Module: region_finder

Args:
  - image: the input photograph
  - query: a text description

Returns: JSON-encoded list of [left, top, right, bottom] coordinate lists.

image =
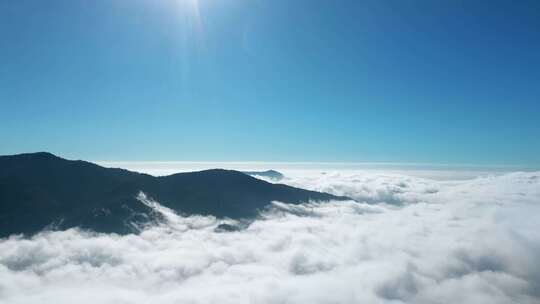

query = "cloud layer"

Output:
[[1, 171, 539, 303]]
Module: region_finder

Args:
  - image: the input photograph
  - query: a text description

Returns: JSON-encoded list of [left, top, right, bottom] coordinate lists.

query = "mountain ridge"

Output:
[[0, 152, 349, 237]]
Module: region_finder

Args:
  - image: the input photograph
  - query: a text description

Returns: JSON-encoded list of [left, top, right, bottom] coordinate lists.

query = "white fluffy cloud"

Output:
[[1, 170, 539, 304]]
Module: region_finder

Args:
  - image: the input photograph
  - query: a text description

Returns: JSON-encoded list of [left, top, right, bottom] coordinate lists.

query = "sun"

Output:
[[172, 0, 204, 38]]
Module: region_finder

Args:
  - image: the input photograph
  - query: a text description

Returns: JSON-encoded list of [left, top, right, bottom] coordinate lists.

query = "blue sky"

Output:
[[1, 0, 539, 165]]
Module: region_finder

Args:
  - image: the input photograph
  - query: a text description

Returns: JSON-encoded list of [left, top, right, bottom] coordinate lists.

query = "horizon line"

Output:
[[2, 151, 538, 170], [94, 160, 540, 170]]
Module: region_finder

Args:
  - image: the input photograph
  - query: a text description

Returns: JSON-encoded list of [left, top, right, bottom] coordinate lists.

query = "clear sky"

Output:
[[1, 0, 539, 165]]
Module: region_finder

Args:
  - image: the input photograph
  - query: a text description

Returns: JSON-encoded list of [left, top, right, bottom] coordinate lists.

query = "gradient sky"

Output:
[[1, 0, 539, 165]]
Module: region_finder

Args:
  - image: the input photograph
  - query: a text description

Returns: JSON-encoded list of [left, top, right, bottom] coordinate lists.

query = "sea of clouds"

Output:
[[1, 168, 539, 304]]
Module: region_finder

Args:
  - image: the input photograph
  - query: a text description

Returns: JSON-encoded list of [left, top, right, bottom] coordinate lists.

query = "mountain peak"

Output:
[[1, 151, 59, 160]]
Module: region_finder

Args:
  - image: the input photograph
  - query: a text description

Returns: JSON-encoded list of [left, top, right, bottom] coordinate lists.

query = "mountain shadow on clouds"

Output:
[[0, 152, 348, 237]]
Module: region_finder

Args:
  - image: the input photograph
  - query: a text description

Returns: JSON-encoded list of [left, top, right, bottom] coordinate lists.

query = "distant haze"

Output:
[[96, 161, 538, 180]]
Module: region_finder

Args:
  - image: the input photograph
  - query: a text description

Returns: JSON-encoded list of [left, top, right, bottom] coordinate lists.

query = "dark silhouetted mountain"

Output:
[[242, 170, 285, 181], [0, 152, 349, 237]]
